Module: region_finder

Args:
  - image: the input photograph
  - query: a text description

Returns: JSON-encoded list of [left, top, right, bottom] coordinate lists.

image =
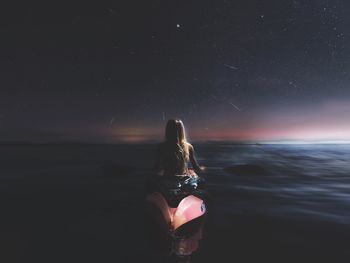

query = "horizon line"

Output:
[[1, 139, 350, 145]]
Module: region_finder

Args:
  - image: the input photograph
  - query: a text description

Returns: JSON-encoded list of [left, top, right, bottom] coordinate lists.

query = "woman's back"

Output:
[[154, 119, 203, 176], [158, 141, 189, 176]]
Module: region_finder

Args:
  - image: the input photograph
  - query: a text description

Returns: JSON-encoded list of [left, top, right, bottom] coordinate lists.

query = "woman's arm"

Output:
[[188, 144, 204, 173]]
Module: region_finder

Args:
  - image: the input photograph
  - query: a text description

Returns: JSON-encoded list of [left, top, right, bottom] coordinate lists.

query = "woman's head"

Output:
[[165, 119, 187, 144], [165, 119, 179, 143], [176, 119, 187, 144]]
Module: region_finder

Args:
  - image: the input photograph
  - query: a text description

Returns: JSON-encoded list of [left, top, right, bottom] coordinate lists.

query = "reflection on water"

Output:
[[167, 219, 205, 263]]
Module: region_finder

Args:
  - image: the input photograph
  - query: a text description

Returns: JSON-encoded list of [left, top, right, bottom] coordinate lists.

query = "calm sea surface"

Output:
[[1, 143, 350, 262]]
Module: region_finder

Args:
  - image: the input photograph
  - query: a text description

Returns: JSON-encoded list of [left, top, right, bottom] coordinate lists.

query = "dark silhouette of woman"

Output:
[[154, 119, 204, 176]]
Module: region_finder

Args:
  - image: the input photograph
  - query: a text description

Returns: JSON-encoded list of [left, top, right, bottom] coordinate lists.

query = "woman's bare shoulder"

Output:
[[185, 142, 194, 151]]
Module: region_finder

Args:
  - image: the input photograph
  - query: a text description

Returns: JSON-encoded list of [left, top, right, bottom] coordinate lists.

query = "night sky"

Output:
[[1, 0, 350, 143]]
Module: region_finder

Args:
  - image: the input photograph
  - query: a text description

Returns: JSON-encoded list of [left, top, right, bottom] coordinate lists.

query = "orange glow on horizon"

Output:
[[190, 127, 350, 141], [111, 126, 162, 143], [109, 125, 350, 142], [110, 103, 350, 143]]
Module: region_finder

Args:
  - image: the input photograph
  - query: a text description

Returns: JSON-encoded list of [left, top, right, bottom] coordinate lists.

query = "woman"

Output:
[[154, 119, 204, 177]]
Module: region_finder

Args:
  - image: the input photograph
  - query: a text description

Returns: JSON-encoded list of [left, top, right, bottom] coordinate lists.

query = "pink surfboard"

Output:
[[147, 192, 206, 230]]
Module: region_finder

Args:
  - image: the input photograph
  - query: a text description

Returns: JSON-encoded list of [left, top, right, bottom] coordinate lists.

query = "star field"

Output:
[[0, 0, 349, 142]]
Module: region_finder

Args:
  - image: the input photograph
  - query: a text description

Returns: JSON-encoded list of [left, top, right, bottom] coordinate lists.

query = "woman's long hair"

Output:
[[163, 119, 189, 174], [176, 119, 189, 161]]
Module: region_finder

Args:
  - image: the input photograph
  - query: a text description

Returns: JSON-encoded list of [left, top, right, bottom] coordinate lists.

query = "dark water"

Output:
[[1, 142, 350, 262]]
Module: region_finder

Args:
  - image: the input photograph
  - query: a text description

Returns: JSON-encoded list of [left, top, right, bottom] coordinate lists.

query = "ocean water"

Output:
[[1, 142, 350, 262], [197, 143, 350, 224]]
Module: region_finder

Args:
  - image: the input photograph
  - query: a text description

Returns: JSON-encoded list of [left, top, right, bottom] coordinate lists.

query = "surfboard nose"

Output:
[[172, 195, 206, 230], [147, 192, 206, 231]]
